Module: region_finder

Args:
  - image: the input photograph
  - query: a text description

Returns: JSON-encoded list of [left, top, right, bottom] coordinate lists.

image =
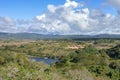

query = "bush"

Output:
[[0, 56, 5, 65]]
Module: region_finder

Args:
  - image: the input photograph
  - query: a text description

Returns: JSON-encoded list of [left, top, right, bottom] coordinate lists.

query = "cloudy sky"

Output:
[[0, 0, 120, 35]]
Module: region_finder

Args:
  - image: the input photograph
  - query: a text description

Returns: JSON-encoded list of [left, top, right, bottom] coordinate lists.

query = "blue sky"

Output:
[[0, 0, 120, 34], [0, 0, 117, 19], [0, 0, 65, 19]]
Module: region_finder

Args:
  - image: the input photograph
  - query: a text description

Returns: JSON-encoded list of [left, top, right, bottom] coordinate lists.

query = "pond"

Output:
[[31, 57, 59, 65]]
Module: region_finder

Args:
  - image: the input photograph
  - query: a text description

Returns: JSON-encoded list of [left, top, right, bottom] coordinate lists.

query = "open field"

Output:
[[0, 40, 35, 46]]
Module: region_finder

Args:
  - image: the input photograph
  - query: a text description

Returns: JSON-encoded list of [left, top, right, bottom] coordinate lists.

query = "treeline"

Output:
[[55, 45, 120, 80]]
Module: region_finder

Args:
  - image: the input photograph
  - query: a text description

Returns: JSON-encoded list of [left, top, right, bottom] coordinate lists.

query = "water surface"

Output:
[[31, 57, 59, 65]]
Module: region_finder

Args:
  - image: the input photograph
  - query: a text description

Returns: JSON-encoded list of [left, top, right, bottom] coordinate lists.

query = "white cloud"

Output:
[[30, 0, 94, 34], [48, 5, 56, 13], [64, 0, 78, 8], [35, 14, 46, 21], [107, 0, 120, 12], [0, 0, 120, 35], [0, 16, 17, 32]]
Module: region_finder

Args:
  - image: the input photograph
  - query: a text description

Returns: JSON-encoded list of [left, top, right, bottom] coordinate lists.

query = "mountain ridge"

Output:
[[0, 32, 120, 40]]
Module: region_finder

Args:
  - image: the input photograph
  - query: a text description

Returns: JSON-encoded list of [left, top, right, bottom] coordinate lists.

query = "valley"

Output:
[[0, 39, 119, 80]]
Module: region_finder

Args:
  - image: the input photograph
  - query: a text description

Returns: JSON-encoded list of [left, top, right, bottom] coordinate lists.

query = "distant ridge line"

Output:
[[0, 33, 120, 40]]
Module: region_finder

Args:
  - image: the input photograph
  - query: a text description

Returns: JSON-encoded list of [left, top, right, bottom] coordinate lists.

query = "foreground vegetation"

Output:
[[0, 39, 120, 80]]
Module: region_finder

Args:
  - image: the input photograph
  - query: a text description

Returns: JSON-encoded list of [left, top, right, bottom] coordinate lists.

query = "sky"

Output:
[[0, 0, 120, 35]]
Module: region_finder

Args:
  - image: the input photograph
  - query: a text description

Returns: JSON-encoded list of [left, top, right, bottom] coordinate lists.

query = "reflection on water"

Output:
[[31, 58, 59, 65]]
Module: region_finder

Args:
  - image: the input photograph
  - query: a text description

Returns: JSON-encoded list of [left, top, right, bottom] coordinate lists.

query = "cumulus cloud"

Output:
[[28, 0, 94, 34], [48, 5, 56, 13], [28, 0, 117, 34], [64, 0, 79, 8], [107, 0, 120, 12], [35, 14, 46, 21], [0, 0, 120, 34], [0, 16, 17, 32]]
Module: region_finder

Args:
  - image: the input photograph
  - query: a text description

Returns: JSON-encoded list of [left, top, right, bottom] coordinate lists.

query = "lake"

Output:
[[31, 57, 59, 65]]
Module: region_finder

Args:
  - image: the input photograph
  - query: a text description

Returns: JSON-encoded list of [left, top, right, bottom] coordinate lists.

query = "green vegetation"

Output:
[[0, 39, 120, 80]]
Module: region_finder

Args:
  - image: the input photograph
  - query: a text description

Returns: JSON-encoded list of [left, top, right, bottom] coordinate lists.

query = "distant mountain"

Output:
[[0, 32, 120, 40]]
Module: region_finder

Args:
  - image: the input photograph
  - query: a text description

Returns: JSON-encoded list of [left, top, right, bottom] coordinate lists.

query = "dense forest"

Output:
[[0, 39, 119, 80]]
